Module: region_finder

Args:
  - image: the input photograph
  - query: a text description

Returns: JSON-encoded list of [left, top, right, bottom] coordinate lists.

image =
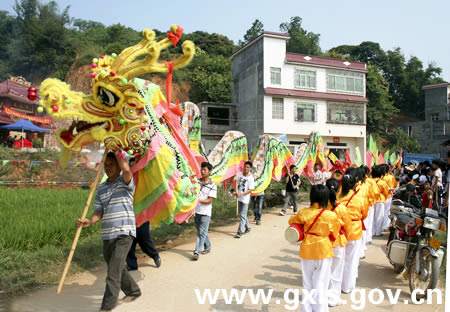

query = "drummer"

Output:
[[288, 185, 339, 311]]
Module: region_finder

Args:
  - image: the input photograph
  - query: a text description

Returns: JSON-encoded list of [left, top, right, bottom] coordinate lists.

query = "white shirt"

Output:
[[313, 170, 324, 185], [237, 173, 255, 204], [195, 180, 217, 216], [433, 168, 443, 188]]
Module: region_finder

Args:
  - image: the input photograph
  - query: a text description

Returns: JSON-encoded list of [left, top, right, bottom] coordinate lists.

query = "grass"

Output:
[[0, 185, 239, 296], [0, 188, 100, 251], [0, 188, 103, 295]]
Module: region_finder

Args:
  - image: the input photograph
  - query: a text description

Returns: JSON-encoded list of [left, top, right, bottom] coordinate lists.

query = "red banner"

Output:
[[3, 106, 53, 124]]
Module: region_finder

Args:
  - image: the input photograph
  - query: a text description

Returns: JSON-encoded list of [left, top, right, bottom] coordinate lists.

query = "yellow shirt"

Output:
[[375, 178, 389, 203], [289, 203, 339, 260], [356, 181, 371, 213], [327, 202, 352, 248], [337, 189, 366, 241], [386, 174, 398, 195], [365, 177, 379, 206]]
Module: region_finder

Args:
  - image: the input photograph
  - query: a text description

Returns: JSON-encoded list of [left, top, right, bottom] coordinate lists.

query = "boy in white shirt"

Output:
[[193, 162, 217, 260], [234, 161, 255, 238]]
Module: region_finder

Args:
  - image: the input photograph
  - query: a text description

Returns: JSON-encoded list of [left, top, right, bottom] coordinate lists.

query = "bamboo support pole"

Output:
[[56, 151, 108, 294]]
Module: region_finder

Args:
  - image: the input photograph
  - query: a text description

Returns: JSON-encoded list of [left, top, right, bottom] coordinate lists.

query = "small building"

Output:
[[197, 102, 238, 153], [397, 82, 450, 157], [231, 32, 368, 161], [0, 76, 52, 145]]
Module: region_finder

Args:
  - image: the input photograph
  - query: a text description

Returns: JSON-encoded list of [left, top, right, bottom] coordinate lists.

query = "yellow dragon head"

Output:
[[39, 25, 194, 153]]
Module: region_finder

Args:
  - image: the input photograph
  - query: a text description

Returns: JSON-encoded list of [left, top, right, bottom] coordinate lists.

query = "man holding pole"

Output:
[[280, 165, 301, 216], [77, 150, 141, 312]]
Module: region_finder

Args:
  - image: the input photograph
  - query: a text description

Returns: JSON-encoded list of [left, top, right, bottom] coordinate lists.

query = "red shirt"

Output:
[[422, 190, 433, 208]]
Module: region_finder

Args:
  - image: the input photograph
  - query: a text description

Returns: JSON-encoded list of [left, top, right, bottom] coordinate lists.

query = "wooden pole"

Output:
[[57, 150, 108, 294], [236, 197, 239, 216]]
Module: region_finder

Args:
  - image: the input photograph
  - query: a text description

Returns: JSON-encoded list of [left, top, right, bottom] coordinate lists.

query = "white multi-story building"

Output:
[[231, 31, 367, 161]]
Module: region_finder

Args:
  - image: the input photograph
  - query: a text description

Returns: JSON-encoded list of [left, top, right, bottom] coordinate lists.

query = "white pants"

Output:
[[329, 246, 345, 304], [373, 202, 385, 236], [383, 197, 392, 229], [365, 205, 374, 243], [301, 257, 332, 312], [342, 239, 363, 293]]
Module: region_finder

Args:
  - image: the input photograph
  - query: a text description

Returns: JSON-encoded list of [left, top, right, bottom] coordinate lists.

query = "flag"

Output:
[[389, 152, 396, 166], [328, 152, 338, 164], [369, 135, 378, 163], [366, 151, 373, 169], [344, 150, 351, 163], [378, 153, 386, 164], [384, 150, 390, 163], [355, 147, 362, 166]]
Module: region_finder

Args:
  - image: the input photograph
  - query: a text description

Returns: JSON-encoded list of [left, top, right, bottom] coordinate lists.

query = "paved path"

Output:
[[11, 205, 446, 312]]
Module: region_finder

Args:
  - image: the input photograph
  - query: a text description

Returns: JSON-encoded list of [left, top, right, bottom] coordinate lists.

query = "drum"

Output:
[[285, 223, 304, 243]]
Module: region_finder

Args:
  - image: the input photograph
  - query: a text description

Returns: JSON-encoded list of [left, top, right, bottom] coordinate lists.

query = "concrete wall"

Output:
[[424, 87, 448, 121], [232, 39, 265, 152]]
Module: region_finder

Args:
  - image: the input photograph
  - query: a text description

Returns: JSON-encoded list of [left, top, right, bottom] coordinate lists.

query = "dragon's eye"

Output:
[[97, 87, 119, 107]]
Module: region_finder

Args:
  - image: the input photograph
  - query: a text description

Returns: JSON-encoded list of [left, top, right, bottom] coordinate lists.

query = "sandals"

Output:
[[201, 248, 211, 255]]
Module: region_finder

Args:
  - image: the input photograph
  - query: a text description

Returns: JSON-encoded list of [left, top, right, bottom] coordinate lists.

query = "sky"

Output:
[[1, 0, 449, 82]]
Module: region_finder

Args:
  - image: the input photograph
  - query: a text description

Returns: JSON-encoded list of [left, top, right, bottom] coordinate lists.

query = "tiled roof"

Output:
[[265, 87, 368, 103], [0, 79, 37, 104], [262, 31, 290, 38], [286, 52, 367, 72], [422, 82, 449, 90]]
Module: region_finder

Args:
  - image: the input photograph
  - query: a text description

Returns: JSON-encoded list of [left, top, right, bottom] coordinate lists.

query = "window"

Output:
[[270, 67, 281, 85], [327, 103, 365, 124], [272, 98, 284, 119], [207, 107, 229, 125], [407, 126, 412, 137], [431, 113, 439, 121], [327, 70, 364, 94], [295, 103, 316, 122], [294, 69, 316, 89]]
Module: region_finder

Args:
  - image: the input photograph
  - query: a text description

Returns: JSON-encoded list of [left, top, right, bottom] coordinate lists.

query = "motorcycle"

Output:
[[386, 199, 447, 298]]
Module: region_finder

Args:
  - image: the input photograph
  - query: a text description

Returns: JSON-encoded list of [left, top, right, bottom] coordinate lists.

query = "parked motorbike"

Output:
[[386, 199, 446, 298]]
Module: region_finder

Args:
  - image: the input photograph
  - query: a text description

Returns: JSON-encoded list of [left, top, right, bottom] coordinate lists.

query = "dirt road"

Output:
[[11, 205, 446, 312]]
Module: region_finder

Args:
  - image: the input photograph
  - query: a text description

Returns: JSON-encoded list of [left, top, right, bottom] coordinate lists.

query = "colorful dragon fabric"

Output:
[[294, 132, 325, 178], [251, 135, 295, 194], [207, 131, 249, 185]]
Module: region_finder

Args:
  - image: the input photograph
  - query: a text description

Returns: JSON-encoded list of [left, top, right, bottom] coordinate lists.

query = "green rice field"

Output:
[[0, 188, 100, 251]]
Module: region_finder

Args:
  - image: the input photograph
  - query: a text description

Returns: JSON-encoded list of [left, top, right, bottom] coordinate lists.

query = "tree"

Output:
[[174, 48, 231, 103], [240, 19, 264, 46], [279, 16, 321, 55], [386, 128, 421, 153], [181, 31, 235, 57], [328, 41, 386, 68], [366, 65, 398, 136], [9, 0, 75, 81]]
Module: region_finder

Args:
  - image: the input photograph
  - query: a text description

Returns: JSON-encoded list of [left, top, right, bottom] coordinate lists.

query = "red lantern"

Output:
[[28, 92, 37, 101], [28, 87, 38, 101]]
